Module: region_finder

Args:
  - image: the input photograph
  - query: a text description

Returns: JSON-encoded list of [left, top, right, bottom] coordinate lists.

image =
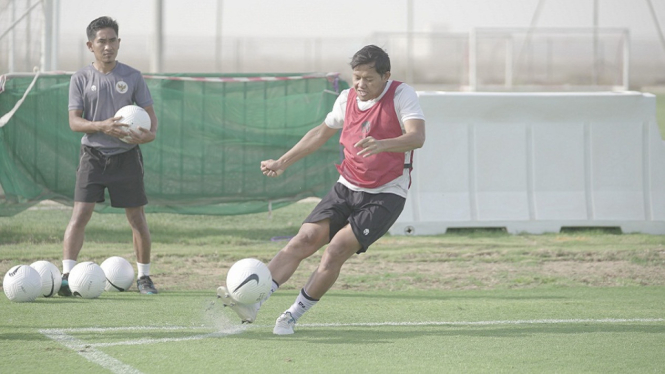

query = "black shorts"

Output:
[[74, 145, 148, 208], [304, 182, 406, 253]]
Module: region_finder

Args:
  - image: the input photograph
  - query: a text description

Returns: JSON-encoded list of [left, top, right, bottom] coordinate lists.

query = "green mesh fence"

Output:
[[0, 72, 348, 216]]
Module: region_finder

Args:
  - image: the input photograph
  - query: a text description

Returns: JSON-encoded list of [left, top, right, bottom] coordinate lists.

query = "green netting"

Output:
[[0, 72, 348, 216]]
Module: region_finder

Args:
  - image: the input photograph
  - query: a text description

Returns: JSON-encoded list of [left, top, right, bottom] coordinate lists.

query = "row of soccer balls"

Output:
[[4, 256, 274, 305], [3, 256, 135, 302]]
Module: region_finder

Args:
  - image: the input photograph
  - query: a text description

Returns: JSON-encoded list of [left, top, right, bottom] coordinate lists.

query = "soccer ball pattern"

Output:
[[226, 258, 272, 305], [3, 265, 42, 302], [101, 256, 135, 292], [69, 261, 106, 299], [114, 105, 150, 143], [30, 260, 62, 297]]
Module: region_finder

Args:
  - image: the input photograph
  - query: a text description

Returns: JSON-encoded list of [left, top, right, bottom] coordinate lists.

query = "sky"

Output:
[[58, 0, 665, 40]]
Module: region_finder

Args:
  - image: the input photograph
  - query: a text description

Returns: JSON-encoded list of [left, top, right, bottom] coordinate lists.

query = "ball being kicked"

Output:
[[226, 258, 272, 305]]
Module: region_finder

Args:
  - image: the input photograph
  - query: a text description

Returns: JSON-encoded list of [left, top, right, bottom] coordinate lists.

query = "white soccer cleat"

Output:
[[273, 311, 296, 335], [217, 286, 259, 323]]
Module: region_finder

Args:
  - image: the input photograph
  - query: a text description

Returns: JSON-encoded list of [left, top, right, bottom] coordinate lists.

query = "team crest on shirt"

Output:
[[90, 85, 97, 92], [115, 81, 128, 94]]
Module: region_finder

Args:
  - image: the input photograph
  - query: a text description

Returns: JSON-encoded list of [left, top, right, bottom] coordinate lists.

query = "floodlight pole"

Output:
[[150, 0, 164, 73], [622, 29, 630, 90], [215, 0, 223, 72], [469, 28, 477, 91], [9, 0, 15, 72], [41, 0, 53, 71], [505, 37, 514, 89], [26, 0, 32, 68], [406, 0, 414, 83], [39, 0, 60, 71], [52, 0, 59, 71], [592, 0, 599, 86]]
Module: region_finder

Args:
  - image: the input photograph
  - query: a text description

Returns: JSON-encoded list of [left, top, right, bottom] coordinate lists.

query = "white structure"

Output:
[[390, 91, 665, 235]]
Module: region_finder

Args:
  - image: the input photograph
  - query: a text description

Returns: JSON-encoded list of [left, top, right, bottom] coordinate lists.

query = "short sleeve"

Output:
[[324, 89, 350, 129], [132, 73, 153, 108], [394, 84, 425, 123], [68, 73, 85, 111]]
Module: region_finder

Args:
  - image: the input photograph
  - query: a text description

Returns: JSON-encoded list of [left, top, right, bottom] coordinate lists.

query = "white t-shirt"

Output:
[[324, 80, 425, 198]]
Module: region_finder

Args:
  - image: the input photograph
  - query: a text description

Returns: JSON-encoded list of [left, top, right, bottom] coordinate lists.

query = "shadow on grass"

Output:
[[442, 227, 624, 237], [443, 227, 509, 236], [322, 291, 567, 301], [260, 323, 665, 343], [560, 227, 623, 235], [0, 226, 300, 245], [0, 332, 51, 342], [93, 226, 299, 244]]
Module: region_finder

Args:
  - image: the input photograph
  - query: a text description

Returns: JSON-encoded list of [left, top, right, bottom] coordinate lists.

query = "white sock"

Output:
[[62, 260, 77, 274], [137, 262, 150, 278], [259, 279, 280, 307], [286, 288, 319, 321], [270, 279, 279, 294]]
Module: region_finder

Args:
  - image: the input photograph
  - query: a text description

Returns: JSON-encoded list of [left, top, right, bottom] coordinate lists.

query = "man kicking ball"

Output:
[[218, 45, 426, 334]]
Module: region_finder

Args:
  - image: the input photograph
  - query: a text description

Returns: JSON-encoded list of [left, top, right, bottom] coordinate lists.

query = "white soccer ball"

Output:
[[114, 104, 150, 143], [68, 261, 106, 299], [226, 258, 272, 305], [30, 260, 62, 297], [100, 256, 135, 292], [3, 265, 42, 302]]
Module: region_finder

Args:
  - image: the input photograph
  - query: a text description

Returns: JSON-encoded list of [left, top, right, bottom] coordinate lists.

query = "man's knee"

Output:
[[300, 222, 331, 245], [321, 227, 361, 266], [69, 203, 95, 228], [282, 224, 328, 259], [125, 207, 148, 229], [322, 243, 357, 267]]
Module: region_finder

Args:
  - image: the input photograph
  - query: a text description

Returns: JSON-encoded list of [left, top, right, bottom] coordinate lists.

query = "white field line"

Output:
[[292, 317, 665, 328], [39, 325, 246, 348], [88, 331, 239, 348], [86, 333, 214, 348], [40, 329, 143, 374], [38, 318, 664, 374], [41, 326, 191, 333]]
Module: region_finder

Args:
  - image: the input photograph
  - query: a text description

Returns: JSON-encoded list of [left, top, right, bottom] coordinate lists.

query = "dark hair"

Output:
[[86, 16, 119, 41], [350, 45, 391, 75]]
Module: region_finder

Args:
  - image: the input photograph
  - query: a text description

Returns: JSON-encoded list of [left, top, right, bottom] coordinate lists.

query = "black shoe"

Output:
[[137, 275, 158, 295], [58, 273, 72, 296]]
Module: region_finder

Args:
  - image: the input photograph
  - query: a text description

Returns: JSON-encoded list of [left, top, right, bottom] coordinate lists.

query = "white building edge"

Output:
[[390, 91, 665, 235]]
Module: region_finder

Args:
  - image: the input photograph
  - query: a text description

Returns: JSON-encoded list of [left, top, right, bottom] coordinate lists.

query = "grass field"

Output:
[[1, 201, 664, 373], [2, 92, 665, 372], [2, 288, 664, 374]]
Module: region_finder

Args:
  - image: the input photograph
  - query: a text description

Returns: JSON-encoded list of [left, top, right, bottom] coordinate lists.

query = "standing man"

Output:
[[218, 45, 425, 334], [60, 16, 159, 295]]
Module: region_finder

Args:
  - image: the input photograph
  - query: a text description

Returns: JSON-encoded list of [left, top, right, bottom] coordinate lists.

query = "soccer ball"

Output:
[[114, 105, 150, 143], [68, 261, 106, 299], [30, 260, 62, 297], [100, 256, 135, 292], [226, 258, 272, 304], [3, 265, 42, 302]]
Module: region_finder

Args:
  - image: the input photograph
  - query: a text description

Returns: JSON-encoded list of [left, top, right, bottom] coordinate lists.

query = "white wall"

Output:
[[390, 91, 665, 235]]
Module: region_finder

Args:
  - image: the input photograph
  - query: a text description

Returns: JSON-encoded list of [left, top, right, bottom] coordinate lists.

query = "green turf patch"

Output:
[[1, 288, 664, 373], [2, 203, 665, 372]]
